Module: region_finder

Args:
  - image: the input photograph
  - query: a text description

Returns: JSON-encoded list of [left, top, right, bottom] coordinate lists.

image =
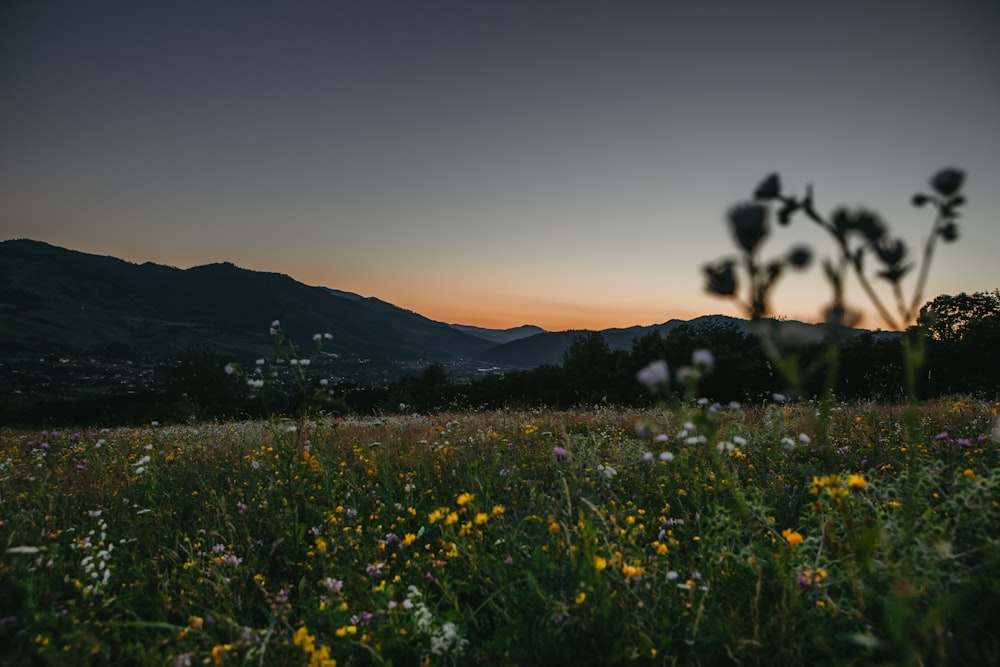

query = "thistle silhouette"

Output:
[[705, 168, 967, 332]]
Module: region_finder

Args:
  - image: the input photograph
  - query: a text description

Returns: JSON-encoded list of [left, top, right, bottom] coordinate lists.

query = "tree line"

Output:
[[5, 291, 997, 427]]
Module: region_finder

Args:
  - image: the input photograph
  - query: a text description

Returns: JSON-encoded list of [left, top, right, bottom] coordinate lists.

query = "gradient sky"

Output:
[[2, 1, 998, 331]]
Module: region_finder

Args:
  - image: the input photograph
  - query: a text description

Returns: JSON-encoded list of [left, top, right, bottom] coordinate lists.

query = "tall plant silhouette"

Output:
[[703, 168, 967, 420]]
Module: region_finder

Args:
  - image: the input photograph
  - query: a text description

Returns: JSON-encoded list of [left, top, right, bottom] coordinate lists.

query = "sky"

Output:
[[2, 1, 998, 332]]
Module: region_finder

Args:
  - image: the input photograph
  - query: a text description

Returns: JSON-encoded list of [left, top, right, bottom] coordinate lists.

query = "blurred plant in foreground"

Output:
[[704, 167, 966, 332], [703, 168, 967, 412]]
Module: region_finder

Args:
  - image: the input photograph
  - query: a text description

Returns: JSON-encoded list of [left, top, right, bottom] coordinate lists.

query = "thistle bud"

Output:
[[753, 173, 781, 200], [704, 261, 737, 296], [875, 237, 906, 266], [787, 246, 812, 269], [940, 221, 959, 242], [930, 168, 964, 198], [728, 203, 769, 254]]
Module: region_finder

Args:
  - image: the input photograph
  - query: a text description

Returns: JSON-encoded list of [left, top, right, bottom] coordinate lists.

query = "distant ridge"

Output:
[[0, 239, 492, 361], [0, 239, 892, 369], [450, 323, 546, 344]]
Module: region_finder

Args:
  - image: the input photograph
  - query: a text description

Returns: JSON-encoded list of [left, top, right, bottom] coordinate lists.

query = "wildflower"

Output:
[[691, 348, 714, 370], [474, 512, 488, 526], [963, 468, 976, 478], [456, 492, 474, 506], [575, 592, 586, 604], [642, 451, 654, 463], [798, 433, 811, 444], [210, 644, 231, 664], [224, 363, 235, 375], [552, 446, 567, 460], [6, 546, 41, 555], [637, 360, 670, 390], [430, 621, 468, 657], [782, 528, 804, 547], [596, 464, 617, 479], [659, 451, 674, 462], [847, 474, 867, 489], [594, 555, 608, 571]]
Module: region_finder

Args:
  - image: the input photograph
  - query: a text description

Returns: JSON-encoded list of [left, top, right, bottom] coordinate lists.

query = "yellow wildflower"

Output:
[[847, 474, 867, 489], [782, 528, 804, 547], [210, 644, 231, 664]]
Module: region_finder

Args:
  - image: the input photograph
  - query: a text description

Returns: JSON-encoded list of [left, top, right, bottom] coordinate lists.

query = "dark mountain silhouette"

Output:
[[0, 239, 493, 361], [0, 239, 892, 370], [449, 323, 546, 344]]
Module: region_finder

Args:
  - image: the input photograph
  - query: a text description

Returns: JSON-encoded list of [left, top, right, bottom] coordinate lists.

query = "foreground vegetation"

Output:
[[2, 397, 998, 665]]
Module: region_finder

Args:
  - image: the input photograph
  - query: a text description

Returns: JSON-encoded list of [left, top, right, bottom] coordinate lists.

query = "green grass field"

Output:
[[2, 398, 999, 665]]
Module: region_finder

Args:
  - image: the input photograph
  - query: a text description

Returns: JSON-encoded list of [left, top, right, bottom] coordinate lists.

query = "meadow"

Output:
[[2, 395, 998, 666]]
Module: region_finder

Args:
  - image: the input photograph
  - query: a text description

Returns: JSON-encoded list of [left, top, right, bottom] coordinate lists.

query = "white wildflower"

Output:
[[637, 360, 670, 390], [691, 348, 714, 369]]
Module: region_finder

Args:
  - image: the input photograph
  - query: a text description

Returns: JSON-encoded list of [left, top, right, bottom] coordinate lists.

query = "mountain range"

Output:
[[0, 239, 877, 371]]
